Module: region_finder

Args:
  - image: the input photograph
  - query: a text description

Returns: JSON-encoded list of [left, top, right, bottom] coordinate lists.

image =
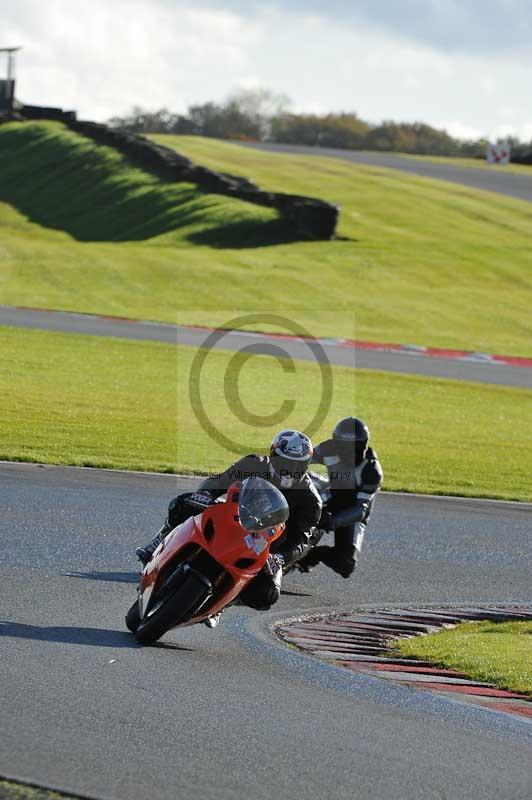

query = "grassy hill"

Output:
[[1, 123, 531, 495], [0, 121, 279, 243], [0, 121, 531, 356], [2, 325, 531, 500]]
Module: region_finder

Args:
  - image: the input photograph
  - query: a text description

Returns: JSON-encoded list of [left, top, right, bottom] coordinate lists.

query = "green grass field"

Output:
[[0, 121, 532, 356], [0, 121, 277, 243], [1, 326, 531, 500], [0, 779, 74, 800], [394, 620, 532, 696]]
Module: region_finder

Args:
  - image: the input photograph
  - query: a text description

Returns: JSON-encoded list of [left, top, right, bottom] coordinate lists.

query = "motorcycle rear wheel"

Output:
[[134, 571, 212, 645]]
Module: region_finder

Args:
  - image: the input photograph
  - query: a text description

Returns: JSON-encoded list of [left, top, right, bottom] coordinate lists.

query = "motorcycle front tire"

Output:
[[125, 599, 141, 632], [134, 571, 212, 646]]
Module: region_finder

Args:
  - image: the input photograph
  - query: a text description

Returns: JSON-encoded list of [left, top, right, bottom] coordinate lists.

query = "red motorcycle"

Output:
[[125, 477, 289, 645]]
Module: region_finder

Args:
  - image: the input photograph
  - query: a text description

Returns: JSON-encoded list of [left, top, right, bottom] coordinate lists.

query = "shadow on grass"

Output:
[[0, 177, 297, 247], [0, 124, 302, 247], [186, 218, 301, 248]]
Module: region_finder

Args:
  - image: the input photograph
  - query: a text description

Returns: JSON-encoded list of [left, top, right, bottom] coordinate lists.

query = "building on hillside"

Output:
[[0, 47, 20, 111]]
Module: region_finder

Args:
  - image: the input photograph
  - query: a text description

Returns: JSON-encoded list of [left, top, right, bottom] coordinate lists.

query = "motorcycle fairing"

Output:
[[138, 481, 285, 625]]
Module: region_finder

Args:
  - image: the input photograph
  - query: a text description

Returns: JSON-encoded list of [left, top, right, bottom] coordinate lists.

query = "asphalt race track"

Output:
[[1, 306, 531, 389], [1, 146, 531, 799], [244, 141, 532, 204], [1, 462, 531, 800]]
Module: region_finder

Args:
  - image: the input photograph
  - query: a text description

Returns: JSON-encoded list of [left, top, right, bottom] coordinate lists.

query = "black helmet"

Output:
[[270, 429, 313, 488], [332, 417, 370, 464]]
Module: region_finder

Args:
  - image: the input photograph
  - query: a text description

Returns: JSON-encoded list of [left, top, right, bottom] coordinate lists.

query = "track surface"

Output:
[[1, 306, 531, 389], [244, 141, 532, 204], [2, 143, 532, 798], [1, 463, 531, 800]]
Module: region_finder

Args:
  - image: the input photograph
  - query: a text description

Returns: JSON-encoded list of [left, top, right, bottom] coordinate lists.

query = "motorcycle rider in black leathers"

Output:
[[135, 430, 322, 622], [300, 417, 383, 578]]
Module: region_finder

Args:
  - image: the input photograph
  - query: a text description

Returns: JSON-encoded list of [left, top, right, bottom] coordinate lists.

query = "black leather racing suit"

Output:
[[306, 443, 383, 578], [168, 454, 322, 610]]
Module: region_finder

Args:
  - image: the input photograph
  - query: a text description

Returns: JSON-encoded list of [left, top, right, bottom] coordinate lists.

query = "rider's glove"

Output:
[[264, 554, 284, 589], [264, 553, 284, 574]]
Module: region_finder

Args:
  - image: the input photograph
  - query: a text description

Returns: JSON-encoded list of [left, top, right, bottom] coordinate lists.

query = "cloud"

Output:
[[3, 0, 260, 119], [437, 121, 485, 141], [492, 122, 532, 141], [1, 0, 530, 140], [216, 0, 532, 54]]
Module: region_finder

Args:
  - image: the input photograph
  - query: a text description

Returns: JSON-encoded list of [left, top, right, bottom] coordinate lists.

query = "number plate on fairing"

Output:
[[244, 533, 268, 555]]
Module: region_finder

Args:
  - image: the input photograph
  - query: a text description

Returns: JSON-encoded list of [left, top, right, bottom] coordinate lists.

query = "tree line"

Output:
[[108, 89, 532, 162]]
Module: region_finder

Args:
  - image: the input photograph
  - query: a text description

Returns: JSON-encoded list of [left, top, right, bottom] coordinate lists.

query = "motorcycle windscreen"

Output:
[[238, 477, 289, 532]]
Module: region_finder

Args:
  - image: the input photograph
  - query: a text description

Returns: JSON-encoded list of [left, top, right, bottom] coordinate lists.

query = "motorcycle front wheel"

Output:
[[125, 599, 141, 632], [134, 570, 212, 645]]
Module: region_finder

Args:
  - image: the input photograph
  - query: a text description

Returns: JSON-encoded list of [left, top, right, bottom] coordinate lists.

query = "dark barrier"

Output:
[[7, 107, 339, 240], [0, 110, 23, 122], [67, 120, 339, 239], [511, 152, 532, 165], [21, 104, 77, 123]]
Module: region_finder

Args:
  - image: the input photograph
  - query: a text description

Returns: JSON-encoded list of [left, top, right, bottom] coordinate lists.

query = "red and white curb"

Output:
[[4, 306, 532, 369], [186, 325, 532, 369], [336, 339, 532, 369], [276, 606, 532, 721]]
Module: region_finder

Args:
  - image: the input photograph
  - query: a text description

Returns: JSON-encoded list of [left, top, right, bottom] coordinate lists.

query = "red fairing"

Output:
[[138, 482, 285, 625]]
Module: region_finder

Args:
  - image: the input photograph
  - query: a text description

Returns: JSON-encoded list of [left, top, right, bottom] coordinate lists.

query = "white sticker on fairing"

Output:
[[244, 533, 268, 555], [254, 536, 268, 554]]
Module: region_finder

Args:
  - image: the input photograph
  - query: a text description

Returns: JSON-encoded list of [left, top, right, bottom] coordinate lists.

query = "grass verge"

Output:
[[0, 122, 531, 355], [1, 326, 531, 500], [393, 620, 532, 696], [0, 778, 82, 800]]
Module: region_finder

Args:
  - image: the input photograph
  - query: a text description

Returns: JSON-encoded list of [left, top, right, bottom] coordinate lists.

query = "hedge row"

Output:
[[17, 104, 339, 240]]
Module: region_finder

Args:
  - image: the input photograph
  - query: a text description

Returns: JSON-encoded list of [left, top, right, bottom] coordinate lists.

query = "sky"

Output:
[[2, 0, 531, 141]]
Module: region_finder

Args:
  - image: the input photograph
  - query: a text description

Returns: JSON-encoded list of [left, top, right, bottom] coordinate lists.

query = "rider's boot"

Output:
[[204, 593, 247, 629], [135, 520, 172, 565], [204, 610, 223, 629], [296, 547, 322, 572]]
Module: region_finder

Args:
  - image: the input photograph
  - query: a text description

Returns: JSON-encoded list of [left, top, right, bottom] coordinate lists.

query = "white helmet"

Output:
[[269, 430, 313, 488]]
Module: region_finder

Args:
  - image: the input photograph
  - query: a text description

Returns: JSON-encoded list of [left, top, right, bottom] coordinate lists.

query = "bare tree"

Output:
[[226, 88, 291, 139]]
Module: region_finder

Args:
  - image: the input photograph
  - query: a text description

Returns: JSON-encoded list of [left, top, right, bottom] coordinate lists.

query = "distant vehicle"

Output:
[[126, 477, 289, 645]]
